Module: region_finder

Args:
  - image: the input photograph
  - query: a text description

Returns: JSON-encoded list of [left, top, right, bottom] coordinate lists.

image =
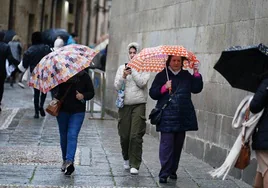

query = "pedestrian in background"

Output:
[[67, 33, 78, 45], [22, 31, 51, 118], [245, 71, 268, 188], [55, 70, 94, 176], [149, 55, 203, 183], [0, 31, 19, 111], [8, 35, 23, 87], [114, 42, 150, 175], [50, 37, 65, 99], [99, 44, 108, 71]]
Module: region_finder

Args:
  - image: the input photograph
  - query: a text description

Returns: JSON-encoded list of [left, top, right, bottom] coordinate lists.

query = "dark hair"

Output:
[[31, 31, 43, 45], [166, 55, 187, 67], [129, 46, 137, 51], [71, 33, 78, 38], [0, 32, 5, 42]]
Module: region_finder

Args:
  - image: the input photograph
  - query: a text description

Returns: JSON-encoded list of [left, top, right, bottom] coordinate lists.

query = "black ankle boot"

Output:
[[159, 177, 167, 183], [39, 108, 46, 117], [34, 114, 39, 119], [65, 161, 75, 176], [170, 173, 177, 179]]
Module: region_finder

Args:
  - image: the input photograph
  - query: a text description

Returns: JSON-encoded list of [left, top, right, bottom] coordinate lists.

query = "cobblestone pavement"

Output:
[[0, 84, 251, 187]]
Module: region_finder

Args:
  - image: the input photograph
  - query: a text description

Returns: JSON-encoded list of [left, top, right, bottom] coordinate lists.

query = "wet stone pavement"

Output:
[[0, 84, 251, 187]]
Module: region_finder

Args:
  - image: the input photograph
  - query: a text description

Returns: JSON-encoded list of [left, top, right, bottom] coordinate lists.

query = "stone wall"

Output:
[[106, 0, 268, 184], [0, 0, 94, 48]]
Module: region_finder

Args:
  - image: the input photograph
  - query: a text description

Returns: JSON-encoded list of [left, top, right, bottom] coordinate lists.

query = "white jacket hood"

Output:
[[127, 42, 139, 60]]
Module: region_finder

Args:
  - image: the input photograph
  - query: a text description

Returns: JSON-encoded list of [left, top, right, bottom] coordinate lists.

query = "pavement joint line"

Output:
[[89, 148, 93, 166], [183, 167, 201, 187], [141, 158, 160, 187], [95, 124, 116, 186], [29, 166, 37, 184]]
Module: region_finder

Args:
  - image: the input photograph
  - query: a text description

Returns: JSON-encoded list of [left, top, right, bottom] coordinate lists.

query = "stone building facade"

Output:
[[0, 0, 111, 49], [105, 0, 268, 185]]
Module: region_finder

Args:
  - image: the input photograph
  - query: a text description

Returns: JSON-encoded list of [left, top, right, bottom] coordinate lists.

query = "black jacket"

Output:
[[0, 42, 19, 78], [22, 44, 51, 73], [250, 78, 268, 150], [55, 72, 95, 113], [149, 69, 203, 132]]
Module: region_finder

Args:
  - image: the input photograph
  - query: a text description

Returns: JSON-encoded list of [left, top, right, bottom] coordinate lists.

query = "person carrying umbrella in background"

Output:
[[127, 45, 203, 183], [20, 31, 52, 118], [212, 44, 268, 187], [114, 42, 150, 175], [243, 71, 268, 188], [29, 44, 98, 176], [50, 37, 65, 99], [0, 31, 19, 111]]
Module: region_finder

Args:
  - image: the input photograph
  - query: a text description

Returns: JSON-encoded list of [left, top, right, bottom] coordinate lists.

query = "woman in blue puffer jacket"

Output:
[[149, 55, 203, 184]]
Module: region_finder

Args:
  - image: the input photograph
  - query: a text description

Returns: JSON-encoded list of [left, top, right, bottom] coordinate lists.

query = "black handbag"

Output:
[[149, 98, 171, 125], [149, 86, 180, 125]]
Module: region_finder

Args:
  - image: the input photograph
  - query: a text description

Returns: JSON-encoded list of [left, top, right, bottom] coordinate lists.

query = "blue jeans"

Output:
[[57, 112, 85, 162]]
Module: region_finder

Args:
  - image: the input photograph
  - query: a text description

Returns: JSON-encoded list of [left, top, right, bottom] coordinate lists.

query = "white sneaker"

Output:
[[124, 160, 130, 170], [130, 168, 139, 175]]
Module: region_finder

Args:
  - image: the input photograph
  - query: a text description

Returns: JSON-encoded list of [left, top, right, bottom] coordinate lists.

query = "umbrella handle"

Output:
[[165, 66, 169, 81]]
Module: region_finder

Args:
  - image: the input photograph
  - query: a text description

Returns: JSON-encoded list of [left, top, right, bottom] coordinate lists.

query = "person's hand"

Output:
[[76, 91, 84, 100], [193, 63, 200, 73], [122, 67, 132, 79], [244, 107, 250, 121], [165, 80, 172, 90]]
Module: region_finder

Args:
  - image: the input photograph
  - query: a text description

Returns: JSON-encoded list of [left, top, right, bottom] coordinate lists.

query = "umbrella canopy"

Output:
[[214, 43, 268, 93], [3, 30, 16, 43], [42, 29, 70, 47], [29, 44, 99, 93], [127, 45, 199, 72]]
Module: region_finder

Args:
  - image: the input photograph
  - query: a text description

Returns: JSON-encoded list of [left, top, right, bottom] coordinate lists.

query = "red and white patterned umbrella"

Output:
[[127, 45, 199, 72]]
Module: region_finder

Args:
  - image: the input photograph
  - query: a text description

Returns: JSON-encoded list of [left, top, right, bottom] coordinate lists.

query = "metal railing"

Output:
[[86, 69, 106, 119]]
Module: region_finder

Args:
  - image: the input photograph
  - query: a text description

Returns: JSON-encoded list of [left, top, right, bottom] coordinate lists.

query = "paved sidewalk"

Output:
[[0, 84, 251, 187], [0, 111, 251, 187]]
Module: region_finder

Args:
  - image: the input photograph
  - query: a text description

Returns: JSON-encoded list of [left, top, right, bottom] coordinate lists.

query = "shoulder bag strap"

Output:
[[121, 81, 125, 91], [60, 84, 73, 102], [161, 81, 181, 110]]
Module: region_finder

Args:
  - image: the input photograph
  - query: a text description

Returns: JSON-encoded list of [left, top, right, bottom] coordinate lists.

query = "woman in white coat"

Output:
[[114, 42, 150, 175]]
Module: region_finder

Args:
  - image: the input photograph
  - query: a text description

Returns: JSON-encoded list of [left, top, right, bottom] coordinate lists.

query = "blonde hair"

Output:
[[12, 35, 21, 42]]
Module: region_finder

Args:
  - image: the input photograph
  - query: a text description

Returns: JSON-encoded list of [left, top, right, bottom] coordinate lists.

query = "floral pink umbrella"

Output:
[[29, 44, 99, 93]]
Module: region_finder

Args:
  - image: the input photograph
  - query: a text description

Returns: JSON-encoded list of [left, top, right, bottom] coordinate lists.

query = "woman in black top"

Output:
[[55, 70, 94, 175]]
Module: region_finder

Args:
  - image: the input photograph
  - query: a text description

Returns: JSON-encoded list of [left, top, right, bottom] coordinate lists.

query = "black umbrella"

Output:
[[3, 30, 16, 43], [214, 43, 268, 93], [42, 28, 70, 47]]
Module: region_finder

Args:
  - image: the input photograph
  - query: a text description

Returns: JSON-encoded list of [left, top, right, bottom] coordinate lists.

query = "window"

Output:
[[69, 3, 74, 14]]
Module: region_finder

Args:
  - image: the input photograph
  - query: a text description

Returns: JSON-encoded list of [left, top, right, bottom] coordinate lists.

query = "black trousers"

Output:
[[159, 132, 186, 178], [34, 88, 47, 114], [0, 75, 6, 104]]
